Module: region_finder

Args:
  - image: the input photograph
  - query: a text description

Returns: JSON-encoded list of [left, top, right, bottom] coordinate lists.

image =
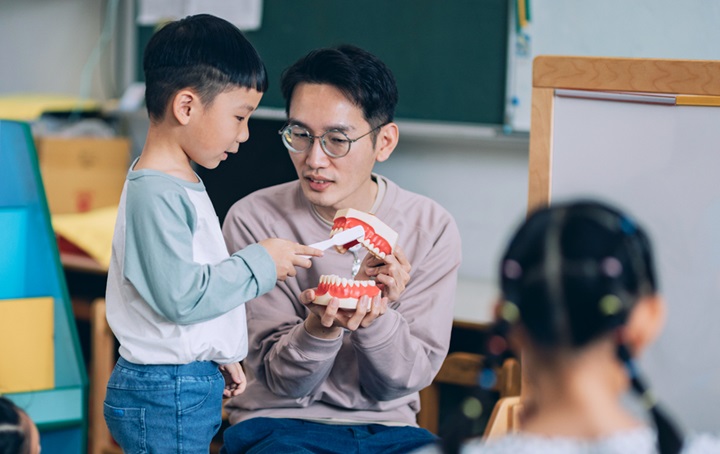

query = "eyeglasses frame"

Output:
[[278, 122, 388, 158]]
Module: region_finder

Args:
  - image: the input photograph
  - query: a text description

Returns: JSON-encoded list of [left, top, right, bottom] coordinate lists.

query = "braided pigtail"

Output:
[[614, 216, 684, 454], [616, 343, 683, 454]]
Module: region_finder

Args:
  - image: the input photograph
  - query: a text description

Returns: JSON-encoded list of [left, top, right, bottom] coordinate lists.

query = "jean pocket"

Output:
[[104, 402, 146, 454], [179, 373, 224, 416]]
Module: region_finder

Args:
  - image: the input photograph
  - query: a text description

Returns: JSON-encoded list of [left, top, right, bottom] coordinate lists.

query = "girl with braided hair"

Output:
[[424, 200, 720, 454]]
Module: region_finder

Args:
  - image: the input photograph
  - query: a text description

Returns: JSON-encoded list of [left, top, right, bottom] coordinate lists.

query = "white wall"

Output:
[[376, 133, 530, 284], [376, 131, 530, 324], [0, 0, 133, 100]]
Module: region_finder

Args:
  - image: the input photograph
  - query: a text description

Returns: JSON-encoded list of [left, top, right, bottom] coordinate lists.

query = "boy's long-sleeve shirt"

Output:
[[222, 175, 462, 426], [106, 166, 276, 365]]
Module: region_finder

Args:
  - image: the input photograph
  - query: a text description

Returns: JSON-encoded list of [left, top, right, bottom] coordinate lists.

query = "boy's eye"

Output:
[[235, 116, 246, 122]]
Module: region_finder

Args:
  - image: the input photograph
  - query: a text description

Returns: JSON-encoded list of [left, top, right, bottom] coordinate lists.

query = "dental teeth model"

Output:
[[313, 209, 398, 309], [313, 274, 380, 309], [329, 208, 398, 259]]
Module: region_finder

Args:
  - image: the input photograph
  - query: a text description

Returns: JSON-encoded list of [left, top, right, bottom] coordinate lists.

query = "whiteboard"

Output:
[[551, 94, 720, 433], [506, 0, 720, 132]]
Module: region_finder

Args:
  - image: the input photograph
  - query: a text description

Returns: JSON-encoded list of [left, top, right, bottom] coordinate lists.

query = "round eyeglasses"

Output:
[[278, 123, 386, 158]]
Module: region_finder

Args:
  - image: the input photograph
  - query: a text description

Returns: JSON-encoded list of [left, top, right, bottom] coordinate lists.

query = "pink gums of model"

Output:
[[313, 274, 381, 309], [312, 209, 399, 309], [330, 208, 398, 259]]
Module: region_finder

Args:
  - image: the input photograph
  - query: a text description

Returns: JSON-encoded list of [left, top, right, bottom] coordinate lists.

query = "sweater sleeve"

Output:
[[223, 201, 343, 397], [123, 177, 276, 325]]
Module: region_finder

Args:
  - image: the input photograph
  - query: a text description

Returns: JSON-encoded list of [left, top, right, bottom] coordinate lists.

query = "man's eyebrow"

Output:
[[286, 118, 309, 129], [286, 119, 354, 133]]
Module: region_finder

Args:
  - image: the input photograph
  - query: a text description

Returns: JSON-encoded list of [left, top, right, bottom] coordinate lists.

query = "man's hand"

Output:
[[219, 362, 246, 397], [300, 288, 388, 338], [356, 245, 411, 302]]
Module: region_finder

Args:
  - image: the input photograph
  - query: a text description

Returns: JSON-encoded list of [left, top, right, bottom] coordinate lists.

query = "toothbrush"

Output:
[[303, 225, 365, 257]]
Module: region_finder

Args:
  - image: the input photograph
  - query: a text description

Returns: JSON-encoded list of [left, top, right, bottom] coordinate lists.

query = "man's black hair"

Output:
[[281, 45, 398, 131]]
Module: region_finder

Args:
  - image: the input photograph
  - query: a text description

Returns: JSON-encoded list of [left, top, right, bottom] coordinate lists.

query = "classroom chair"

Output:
[[88, 298, 122, 454], [417, 353, 521, 434], [483, 395, 523, 438]]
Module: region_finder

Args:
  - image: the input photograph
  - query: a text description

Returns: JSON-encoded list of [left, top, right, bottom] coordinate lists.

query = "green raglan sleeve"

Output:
[[123, 176, 276, 325]]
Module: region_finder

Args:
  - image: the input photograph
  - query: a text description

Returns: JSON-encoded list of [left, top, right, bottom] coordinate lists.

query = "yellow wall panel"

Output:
[[0, 297, 54, 393]]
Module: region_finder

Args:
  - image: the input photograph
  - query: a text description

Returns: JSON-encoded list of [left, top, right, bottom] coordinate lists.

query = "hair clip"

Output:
[[640, 389, 658, 411], [503, 259, 522, 279], [0, 423, 22, 434], [601, 257, 623, 277], [500, 301, 520, 324], [599, 294, 623, 316], [620, 216, 636, 235]]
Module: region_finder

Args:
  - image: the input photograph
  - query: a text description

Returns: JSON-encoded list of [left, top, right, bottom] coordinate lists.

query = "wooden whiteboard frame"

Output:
[[527, 55, 720, 212]]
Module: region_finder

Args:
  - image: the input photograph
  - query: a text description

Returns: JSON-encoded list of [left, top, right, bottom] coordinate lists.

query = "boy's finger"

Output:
[[293, 257, 314, 269], [297, 245, 324, 257]]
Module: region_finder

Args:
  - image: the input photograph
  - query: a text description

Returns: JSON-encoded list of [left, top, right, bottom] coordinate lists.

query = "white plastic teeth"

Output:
[[360, 237, 385, 259], [330, 226, 386, 259], [320, 275, 376, 287]]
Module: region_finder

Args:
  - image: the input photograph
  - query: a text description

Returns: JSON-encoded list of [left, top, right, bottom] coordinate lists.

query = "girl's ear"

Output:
[[625, 294, 666, 355], [374, 122, 399, 163], [172, 89, 199, 125]]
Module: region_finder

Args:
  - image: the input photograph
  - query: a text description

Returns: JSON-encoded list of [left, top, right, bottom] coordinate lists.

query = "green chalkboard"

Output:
[[138, 0, 509, 125]]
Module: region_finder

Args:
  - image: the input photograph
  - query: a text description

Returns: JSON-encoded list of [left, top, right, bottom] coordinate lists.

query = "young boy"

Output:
[[103, 14, 321, 452]]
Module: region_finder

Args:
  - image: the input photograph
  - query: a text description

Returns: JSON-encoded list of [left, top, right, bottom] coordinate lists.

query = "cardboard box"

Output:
[[36, 137, 130, 214], [0, 297, 54, 393]]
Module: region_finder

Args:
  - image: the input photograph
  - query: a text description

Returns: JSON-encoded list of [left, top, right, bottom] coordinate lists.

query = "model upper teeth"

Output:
[[330, 227, 386, 259]]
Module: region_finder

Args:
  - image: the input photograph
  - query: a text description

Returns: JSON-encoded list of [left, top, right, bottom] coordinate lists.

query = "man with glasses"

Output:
[[221, 45, 462, 453]]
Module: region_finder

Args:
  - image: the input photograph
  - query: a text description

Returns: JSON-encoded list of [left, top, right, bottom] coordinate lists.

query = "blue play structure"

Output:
[[0, 119, 87, 452]]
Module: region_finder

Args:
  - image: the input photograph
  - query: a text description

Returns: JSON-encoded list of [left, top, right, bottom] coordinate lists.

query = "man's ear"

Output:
[[625, 294, 666, 355], [172, 89, 199, 126], [375, 122, 399, 163]]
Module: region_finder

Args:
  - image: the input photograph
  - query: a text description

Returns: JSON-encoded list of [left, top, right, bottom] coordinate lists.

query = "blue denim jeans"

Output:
[[104, 357, 224, 453], [220, 417, 438, 454]]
